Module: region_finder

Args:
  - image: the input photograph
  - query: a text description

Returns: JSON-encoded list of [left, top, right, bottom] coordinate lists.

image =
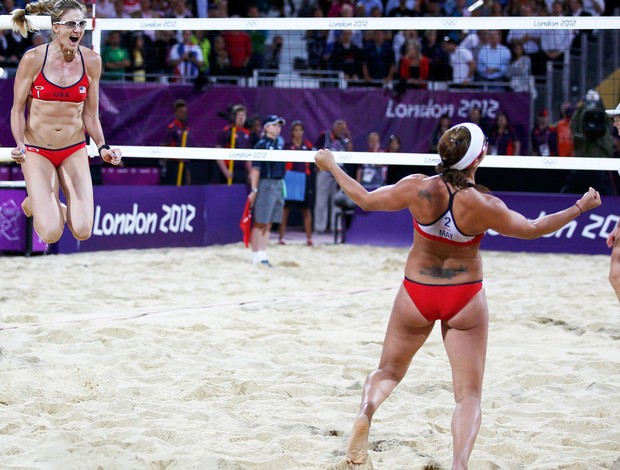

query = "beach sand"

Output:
[[0, 239, 619, 469]]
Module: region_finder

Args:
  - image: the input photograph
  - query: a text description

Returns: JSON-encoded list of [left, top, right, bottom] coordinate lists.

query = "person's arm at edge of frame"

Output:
[[479, 186, 601, 240], [9, 48, 36, 163], [81, 48, 121, 166], [606, 219, 620, 249]]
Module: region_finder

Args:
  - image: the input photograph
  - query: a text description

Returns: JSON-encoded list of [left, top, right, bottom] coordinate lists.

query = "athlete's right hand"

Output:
[[314, 148, 335, 171], [576, 187, 602, 213], [11, 146, 26, 164]]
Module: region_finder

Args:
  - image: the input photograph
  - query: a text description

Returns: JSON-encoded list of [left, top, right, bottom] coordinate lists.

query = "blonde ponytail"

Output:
[[11, 0, 85, 38]]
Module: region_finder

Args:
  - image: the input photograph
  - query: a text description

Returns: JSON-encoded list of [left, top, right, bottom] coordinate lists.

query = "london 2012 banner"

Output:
[[0, 80, 530, 155]]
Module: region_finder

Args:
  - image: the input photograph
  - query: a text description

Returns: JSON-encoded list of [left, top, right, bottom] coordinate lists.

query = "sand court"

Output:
[[0, 243, 619, 469]]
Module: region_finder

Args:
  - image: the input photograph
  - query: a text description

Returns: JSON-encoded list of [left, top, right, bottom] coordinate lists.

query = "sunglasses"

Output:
[[54, 20, 88, 29]]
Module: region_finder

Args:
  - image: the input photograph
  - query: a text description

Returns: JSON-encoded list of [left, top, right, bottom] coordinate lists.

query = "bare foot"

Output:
[[21, 197, 32, 217], [346, 414, 370, 465]]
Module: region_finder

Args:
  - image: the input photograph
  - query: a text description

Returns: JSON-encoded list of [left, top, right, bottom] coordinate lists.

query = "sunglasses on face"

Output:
[[54, 20, 88, 29]]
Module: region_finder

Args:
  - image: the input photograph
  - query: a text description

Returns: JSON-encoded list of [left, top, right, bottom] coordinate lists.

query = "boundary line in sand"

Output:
[[0, 286, 396, 331]]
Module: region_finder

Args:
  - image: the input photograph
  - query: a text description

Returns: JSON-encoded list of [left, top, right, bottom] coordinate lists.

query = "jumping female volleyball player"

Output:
[[10, 0, 121, 243], [315, 123, 601, 469]]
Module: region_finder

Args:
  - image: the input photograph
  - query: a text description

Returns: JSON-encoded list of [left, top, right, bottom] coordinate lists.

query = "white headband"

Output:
[[447, 123, 486, 171]]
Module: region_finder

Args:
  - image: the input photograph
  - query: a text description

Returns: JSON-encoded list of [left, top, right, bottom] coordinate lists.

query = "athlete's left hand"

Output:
[[101, 147, 122, 166]]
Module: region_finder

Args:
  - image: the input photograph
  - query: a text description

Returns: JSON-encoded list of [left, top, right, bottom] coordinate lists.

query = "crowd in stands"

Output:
[[0, 0, 615, 89]]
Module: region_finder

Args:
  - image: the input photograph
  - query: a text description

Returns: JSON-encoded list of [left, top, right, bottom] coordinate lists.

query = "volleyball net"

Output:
[[0, 14, 619, 173]]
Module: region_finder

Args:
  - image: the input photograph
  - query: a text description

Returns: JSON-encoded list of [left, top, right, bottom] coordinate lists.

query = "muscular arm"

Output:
[[315, 148, 416, 212], [480, 188, 600, 239], [81, 49, 106, 148], [82, 49, 120, 164], [10, 50, 38, 149]]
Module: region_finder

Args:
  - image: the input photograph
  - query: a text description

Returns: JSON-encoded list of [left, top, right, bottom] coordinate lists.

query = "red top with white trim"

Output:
[[30, 44, 90, 103]]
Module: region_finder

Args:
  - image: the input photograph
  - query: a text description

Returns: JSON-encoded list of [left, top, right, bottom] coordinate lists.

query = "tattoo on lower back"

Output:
[[418, 189, 431, 201], [420, 265, 468, 279]]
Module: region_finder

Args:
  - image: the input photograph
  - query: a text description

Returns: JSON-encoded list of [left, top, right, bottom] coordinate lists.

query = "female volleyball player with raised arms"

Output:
[[10, 0, 121, 243], [314, 123, 601, 469]]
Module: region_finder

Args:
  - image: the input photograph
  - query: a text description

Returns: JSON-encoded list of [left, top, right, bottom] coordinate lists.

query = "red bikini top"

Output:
[[30, 44, 90, 103]]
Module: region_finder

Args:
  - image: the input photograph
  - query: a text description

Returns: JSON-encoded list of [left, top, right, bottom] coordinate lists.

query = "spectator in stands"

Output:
[[582, 0, 605, 16], [129, 33, 147, 82], [396, 39, 429, 93], [306, 7, 329, 70], [247, 4, 267, 73], [476, 30, 511, 88], [0, 31, 11, 68], [3, 23, 31, 65], [264, 34, 283, 71], [506, 3, 543, 76], [568, 0, 593, 55], [168, 30, 204, 84], [27, 31, 48, 51], [279, 120, 316, 247], [445, 0, 471, 44], [356, 132, 387, 190], [111, 0, 131, 18], [222, 30, 252, 76], [324, 3, 364, 61], [215, 104, 252, 184], [424, 0, 446, 16], [387, 0, 416, 17], [430, 114, 451, 153], [162, 99, 192, 185], [555, 102, 575, 157], [531, 109, 558, 156], [442, 35, 475, 88], [460, 29, 486, 62], [468, 106, 489, 135], [153, 30, 176, 81], [392, 29, 419, 66], [362, 30, 396, 88], [540, 1, 573, 72], [167, 0, 193, 18], [102, 30, 131, 80], [422, 30, 452, 84], [123, 0, 140, 15], [357, 0, 384, 16], [329, 29, 362, 82], [210, 34, 232, 77], [507, 43, 536, 98], [327, 0, 354, 17], [130, 0, 160, 44], [95, 0, 116, 17], [191, 29, 211, 76], [314, 119, 354, 234], [488, 111, 521, 156], [248, 115, 287, 267]]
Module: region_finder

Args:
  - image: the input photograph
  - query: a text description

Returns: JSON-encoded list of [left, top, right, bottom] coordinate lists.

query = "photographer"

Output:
[[560, 89, 615, 195], [168, 30, 204, 84]]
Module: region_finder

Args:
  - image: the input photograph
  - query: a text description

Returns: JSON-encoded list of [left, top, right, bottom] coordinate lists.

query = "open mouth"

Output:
[[69, 34, 80, 45]]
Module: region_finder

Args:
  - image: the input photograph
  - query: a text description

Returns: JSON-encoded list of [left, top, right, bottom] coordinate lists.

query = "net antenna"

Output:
[[0, 15, 619, 171]]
